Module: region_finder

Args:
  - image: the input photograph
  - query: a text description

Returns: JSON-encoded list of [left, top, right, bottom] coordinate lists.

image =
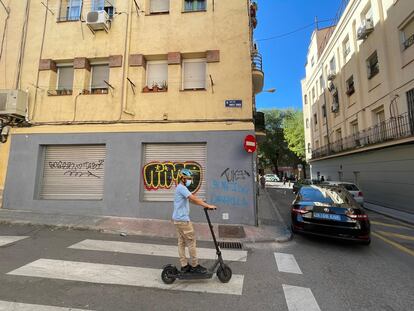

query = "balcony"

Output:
[[252, 52, 264, 94], [312, 112, 414, 159]]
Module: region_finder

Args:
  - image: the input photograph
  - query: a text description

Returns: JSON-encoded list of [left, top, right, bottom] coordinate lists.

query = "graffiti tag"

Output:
[[220, 168, 251, 182], [49, 160, 105, 171], [142, 161, 202, 193], [63, 170, 101, 179]]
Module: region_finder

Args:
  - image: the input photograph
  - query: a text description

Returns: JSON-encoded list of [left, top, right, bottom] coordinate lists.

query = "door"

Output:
[[142, 143, 207, 201], [407, 89, 414, 135], [40, 145, 106, 200]]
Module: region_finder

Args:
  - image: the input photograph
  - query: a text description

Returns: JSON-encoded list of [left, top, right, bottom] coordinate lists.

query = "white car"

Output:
[[322, 181, 364, 206], [264, 174, 280, 182]]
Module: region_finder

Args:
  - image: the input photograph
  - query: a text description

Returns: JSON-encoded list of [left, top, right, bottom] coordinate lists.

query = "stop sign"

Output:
[[244, 135, 257, 153]]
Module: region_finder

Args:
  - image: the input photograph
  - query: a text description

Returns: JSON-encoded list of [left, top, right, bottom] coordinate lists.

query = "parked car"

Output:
[[292, 179, 321, 194], [264, 174, 280, 182], [321, 181, 364, 206], [291, 185, 370, 244]]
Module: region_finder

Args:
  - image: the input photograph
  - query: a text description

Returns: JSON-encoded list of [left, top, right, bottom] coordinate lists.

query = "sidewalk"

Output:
[[364, 202, 414, 225], [0, 191, 291, 244]]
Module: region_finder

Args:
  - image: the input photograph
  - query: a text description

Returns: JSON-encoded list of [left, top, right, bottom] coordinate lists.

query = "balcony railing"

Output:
[[252, 52, 263, 72], [312, 112, 414, 159]]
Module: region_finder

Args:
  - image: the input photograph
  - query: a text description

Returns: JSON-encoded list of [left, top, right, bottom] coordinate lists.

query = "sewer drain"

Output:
[[218, 225, 246, 239], [218, 241, 243, 249]]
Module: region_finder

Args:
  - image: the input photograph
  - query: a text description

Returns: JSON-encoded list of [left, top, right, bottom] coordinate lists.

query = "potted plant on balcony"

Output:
[[152, 82, 159, 92], [160, 81, 168, 91], [143, 85, 150, 93]]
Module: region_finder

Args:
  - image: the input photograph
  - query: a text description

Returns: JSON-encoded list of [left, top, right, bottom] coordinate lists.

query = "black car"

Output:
[[291, 185, 370, 244], [292, 179, 321, 194]]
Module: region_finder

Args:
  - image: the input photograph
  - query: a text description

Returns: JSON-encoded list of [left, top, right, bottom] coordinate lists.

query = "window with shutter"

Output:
[[146, 61, 168, 89], [150, 0, 170, 13], [59, 0, 82, 21], [56, 66, 74, 95], [183, 59, 206, 90], [90, 64, 109, 94]]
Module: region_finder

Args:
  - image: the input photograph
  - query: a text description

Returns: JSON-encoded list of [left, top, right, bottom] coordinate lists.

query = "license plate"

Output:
[[313, 213, 341, 221]]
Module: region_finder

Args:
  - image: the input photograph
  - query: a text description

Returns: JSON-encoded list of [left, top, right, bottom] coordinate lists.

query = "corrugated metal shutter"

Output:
[[40, 145, 106, 200], [150, 0, 169, 13], [142, 143, 206, 201]]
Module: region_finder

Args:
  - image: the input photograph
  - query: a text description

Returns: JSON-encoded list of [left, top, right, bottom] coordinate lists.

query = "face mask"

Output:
[[185, 180, 192, 187]]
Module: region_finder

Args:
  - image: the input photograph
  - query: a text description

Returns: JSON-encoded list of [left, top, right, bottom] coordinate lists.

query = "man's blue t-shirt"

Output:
[[172, 183, 192, 221]]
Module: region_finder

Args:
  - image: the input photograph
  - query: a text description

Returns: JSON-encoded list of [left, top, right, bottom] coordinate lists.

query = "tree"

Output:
[[284, 110, 306, 160], [258, 109, 298, 174]]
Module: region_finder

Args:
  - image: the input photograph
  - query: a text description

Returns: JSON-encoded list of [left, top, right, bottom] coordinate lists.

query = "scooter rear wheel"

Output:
[[217, 264, 232, 283], [161, 266, 177, 284]]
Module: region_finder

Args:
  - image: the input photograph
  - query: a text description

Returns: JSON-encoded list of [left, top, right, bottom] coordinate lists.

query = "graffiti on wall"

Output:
[[210, 167, 251, 208], [142, 161, 202, 193], [220, 168, 251, 182], [48, 160, 105, 179]]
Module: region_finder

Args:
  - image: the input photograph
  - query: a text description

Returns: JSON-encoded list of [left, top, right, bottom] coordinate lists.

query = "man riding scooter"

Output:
[[173, 168, 217, 274]]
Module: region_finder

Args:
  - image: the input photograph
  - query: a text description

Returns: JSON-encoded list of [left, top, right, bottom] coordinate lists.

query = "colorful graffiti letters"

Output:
[[142, 161, 202, 193]]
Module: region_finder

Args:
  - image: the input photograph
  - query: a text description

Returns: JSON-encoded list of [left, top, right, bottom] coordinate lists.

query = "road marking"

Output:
[[0, 236, 28, 247], [0, 300, 92, 311], [68, 239, 248, 262], [376, 231, 414, 241], [8, 259, 244, 296], [370, 221, 413, 230], [372, 232, 414, 257], [274, 253, 302, 274], [283, 285, 321, 311]]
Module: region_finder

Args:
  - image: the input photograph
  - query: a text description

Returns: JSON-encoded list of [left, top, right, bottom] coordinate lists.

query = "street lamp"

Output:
[[262, 88, 276, 93]]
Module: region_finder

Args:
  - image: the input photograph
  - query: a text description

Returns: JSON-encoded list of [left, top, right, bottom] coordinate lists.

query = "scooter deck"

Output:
[[176, 272, 213, 280]]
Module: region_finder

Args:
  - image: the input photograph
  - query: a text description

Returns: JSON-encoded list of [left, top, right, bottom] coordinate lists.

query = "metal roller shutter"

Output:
[[40, 145, 106, 200], [142, 143, 206, 201]]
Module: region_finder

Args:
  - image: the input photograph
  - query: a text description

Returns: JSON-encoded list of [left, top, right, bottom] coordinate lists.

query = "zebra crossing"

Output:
[[274, 252, 322, 311], [1, 235, 321, 310]]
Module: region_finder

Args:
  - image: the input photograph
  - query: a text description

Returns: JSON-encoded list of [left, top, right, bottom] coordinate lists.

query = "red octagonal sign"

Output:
[[244, 135, 257, 153]]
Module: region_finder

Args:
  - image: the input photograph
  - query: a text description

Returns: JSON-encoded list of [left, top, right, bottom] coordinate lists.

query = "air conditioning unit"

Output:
[[0, 90, 27, 118], [327, 70, 336, 81], [86, 10, 110, 32], [357, 18, 374, 40]]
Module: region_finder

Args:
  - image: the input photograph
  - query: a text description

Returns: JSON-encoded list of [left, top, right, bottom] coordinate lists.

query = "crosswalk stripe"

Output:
[[283, 285, 321, 311], [0, 300, 92, 311], [274, 253, 302, 274], [0, 236, 29, 247], [68, 239, 248, 262], [7, 259, 244, 296]]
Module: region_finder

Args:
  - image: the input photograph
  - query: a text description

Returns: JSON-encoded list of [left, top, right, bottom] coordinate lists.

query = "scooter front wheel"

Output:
[[161, 266, 177, 284], [217, 264, 232, 283]]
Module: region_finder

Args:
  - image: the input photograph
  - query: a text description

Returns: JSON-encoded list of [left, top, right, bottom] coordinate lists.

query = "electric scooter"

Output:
[[161, 208, 233, 284]]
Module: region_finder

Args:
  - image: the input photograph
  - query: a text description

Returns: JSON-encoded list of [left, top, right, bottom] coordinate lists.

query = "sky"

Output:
[[255, 0, 343, 111]]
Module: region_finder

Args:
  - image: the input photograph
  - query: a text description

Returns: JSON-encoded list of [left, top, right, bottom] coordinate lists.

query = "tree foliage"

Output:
[[258, 109, 299, 173], [283, 110, 306, 160]]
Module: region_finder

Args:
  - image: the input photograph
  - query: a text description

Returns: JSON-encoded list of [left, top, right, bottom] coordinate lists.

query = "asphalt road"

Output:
[[0, 186, 413, 311]]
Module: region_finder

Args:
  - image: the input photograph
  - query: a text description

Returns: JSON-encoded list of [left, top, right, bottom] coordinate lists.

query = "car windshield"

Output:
[[340, 184, 359, 191], [299, 186, 356, 205]]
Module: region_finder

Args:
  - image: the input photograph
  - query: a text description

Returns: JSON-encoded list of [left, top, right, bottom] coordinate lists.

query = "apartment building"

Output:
[[302, 0, 414, 213], [0, 0, 264, 225]]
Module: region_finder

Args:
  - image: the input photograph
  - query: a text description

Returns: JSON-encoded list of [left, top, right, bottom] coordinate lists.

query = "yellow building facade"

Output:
[[0, 0, 264, 225]]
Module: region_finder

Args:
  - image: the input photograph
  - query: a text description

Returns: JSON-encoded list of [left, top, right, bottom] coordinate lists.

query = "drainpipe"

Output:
[[118, 0, 134, 120]]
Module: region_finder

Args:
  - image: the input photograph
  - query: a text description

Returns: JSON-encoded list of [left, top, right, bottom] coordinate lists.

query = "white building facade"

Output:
[[302, 0, 414, 213]]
